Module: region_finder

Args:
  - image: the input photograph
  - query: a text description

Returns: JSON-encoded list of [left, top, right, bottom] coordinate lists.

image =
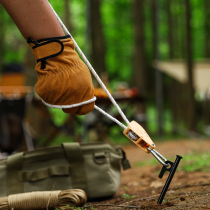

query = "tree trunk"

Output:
[[90, 0, 106, 77], [179, 1, 186, 59], [203, 0, 210, 127], [166, 0, 174, 59], [204, 97, 210, 125], [151, 0, 156, 61], [132, 0, 147, 129], [185, 0, 196, 131], [172, 1, 180, 58], [204, 0, 210, 58], [167, 0, 179, 135], [133, 0, 146, 94], [64, 0, 73, 32], [85, 0, 91, 59], [0, 5, 5, 64], [151, 0, 164, 136]]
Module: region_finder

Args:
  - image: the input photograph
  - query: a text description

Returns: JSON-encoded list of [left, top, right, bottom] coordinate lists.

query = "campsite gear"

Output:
[[47, 2, 182, 203], [0, 142, 130, 200], [0, 63, 34, 154], [157, 155, 183, 204], [27, 35, 95, 115], [123, 121, 155, 154], [0, 189, 87, 210]]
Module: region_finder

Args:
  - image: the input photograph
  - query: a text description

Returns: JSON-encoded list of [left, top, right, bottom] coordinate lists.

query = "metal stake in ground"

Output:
[[157, 155, 183, 204]]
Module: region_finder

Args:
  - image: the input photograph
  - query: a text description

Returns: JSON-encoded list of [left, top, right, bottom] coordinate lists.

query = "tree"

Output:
[[185, 0, 196, 131], [132, 0, 147, 128], [0, 5, 6, 69], [133, 0, 146, 95], [64, 0, 73, 32], [166, 0, 174, 59], [204, 0, 210, 58], [151, 0, 164, 136], [90, 0, 106, 77]]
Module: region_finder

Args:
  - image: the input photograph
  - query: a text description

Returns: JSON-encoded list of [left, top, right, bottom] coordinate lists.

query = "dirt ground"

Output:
[[87, 138, 210, 210]]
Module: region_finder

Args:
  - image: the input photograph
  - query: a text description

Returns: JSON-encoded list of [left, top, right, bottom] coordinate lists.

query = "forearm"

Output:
[[0, 0, 65, 40]]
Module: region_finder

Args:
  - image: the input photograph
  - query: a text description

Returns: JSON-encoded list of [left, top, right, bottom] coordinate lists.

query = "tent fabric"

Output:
[[155, 60, 210, 92]]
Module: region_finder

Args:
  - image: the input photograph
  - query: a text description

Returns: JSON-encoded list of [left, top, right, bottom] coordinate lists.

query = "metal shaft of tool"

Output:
[[157, 155, 183, 204], [147, 147, 169, 167]]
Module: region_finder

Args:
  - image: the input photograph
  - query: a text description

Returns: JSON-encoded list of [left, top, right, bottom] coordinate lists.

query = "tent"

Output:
[[155, 59, 210, 93]]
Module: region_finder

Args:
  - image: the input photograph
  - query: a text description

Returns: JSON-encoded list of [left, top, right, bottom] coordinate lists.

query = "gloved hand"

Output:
[[27, 35, 95, 115]]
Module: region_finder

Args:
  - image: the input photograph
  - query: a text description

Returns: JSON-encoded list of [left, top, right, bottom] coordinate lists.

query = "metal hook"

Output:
[[147, 147, 169, 167]]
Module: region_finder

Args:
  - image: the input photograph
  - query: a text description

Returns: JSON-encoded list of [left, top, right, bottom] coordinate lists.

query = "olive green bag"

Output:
[[0, 142, 130, 200]]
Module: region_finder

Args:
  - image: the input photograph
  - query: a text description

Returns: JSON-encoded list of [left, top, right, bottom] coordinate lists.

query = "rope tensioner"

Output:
[[123, 121, 156, 153], [48, 1, 182, 204]]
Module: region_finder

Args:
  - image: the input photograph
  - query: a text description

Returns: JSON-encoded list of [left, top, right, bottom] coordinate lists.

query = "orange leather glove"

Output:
[[27, 35, 95, 115]]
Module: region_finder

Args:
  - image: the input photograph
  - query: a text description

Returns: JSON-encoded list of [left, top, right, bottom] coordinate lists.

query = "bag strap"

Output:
[[115, 147, 131, 170], [62, 142, 89, 196], [20, 165, 70, 182], [7, 152, 24, 195]]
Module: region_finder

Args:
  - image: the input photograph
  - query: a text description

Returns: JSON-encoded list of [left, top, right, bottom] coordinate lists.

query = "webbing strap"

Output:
[[62, 143, 89, 196], [7, 152, 23, 195], [19, 165, 70, 182], [31, 40, 63, 61]]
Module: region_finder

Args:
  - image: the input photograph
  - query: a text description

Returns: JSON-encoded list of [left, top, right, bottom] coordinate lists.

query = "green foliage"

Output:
[[147, 104, 176, 138], [180, 151, 210, 172], [48, 108, 68, 127], [1, 0, 209, 137], [70, 0, 86, 50], [122, 193, 135, 201], [0, 5, 26, 64], [135, 150, 210, 173], [1, 1, 208, 68], [122, 185, 135, 201], [135, 157, 158, 167], [191, 0, 205, 59], [101, 0, 134, 82], [49, 133, 74, 147]]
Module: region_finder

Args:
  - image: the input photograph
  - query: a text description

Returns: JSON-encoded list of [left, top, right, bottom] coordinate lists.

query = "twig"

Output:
[[120, 190, 176, 206], [46, 182, 56, 210], [166, 182, 210, 191], [83, 204, 140, 209], [120, 194, 159, 206]]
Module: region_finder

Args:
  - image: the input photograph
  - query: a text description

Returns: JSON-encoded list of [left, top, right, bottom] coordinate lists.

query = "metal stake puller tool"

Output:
[[48, 2, 182, 204]]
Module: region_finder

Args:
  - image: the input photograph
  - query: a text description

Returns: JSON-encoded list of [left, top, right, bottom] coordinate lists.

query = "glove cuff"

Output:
[[27, 35, 71, 69]]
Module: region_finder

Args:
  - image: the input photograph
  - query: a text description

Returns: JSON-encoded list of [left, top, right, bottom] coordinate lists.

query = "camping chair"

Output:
[[0, 63, 34, 156]]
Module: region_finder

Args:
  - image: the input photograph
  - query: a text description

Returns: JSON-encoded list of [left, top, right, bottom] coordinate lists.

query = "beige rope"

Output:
[[8, 191, 60, 209], [58, 189, 87, 207], [0, 189, 87, 210]]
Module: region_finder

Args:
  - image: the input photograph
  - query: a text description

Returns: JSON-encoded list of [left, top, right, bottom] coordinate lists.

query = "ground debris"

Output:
[[180, 196, 185, 201], [86, 140, 210, 209]]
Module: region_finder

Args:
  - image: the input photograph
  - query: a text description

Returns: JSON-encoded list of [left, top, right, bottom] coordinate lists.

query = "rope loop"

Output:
[[41, 96, 97, 109]]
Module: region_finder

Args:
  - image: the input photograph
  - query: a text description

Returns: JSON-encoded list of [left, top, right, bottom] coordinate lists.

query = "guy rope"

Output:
[[47, 2, 183, 204], [48, 2, 168, 167]]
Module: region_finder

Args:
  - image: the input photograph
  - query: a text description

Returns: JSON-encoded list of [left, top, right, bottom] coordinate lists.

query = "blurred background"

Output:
[[0, 0, 210, 155]]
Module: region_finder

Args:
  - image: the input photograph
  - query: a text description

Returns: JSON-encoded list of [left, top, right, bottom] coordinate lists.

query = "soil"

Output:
[[87, 138, 210, 210]]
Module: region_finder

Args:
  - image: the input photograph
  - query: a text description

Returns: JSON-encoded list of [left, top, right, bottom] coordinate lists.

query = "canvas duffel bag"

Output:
[[0, 142, 130, 200]]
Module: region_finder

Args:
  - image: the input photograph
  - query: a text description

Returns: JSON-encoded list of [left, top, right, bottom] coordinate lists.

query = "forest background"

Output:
[[0, 0, 210, 144]]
